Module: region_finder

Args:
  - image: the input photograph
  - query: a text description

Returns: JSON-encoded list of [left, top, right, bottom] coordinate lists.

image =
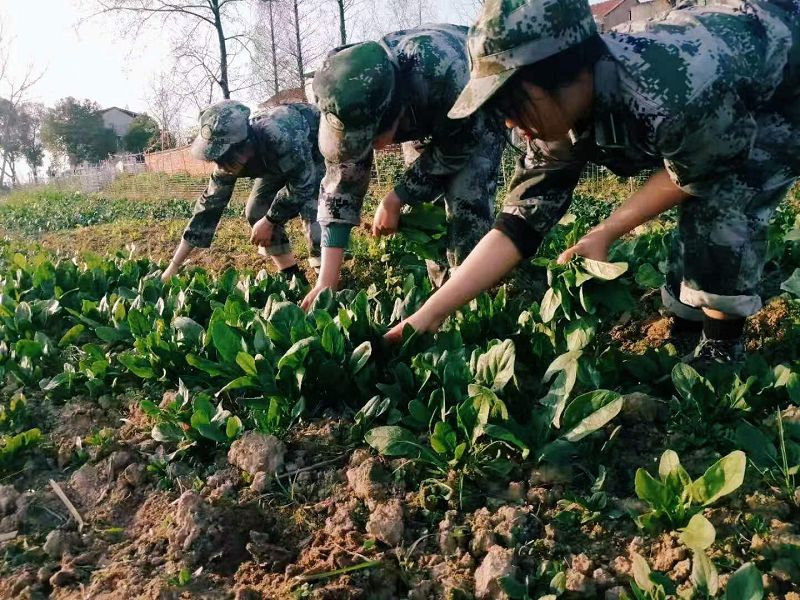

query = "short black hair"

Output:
[[515, 34, 607, 91]]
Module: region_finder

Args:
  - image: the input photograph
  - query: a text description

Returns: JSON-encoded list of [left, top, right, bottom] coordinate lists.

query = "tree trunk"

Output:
[[336, 0, 346, 45], [210, 0, 231, 99], [268, 0, 279, 95], [0, 153, 8, 188], [293, 0, 305, 88]]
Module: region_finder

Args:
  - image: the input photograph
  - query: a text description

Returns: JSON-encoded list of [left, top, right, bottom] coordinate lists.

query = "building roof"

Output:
[[591, 0, 627, 18], [259, 87, 307, 109], [100, 106, 140, 119]]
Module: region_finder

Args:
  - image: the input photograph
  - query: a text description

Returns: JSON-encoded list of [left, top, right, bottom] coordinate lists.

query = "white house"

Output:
[[100, 107, 141, 150], [591, 0, 673, 32]]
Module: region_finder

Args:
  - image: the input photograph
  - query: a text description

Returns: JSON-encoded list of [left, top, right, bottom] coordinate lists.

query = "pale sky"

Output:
[[1, 0, 479, 115], [2, 0, 172, 112]]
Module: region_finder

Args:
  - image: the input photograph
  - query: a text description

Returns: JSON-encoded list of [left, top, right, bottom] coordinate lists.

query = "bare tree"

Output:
[[291, 0, 305, 83], [273, 0, 325, 91], [250, 0, 289, 100], [258, 0, 280, 95], [0, 22, 44, 186], [452, 0, 483, 23], [88, 0, 251, 100], [333, 0, 366, 45], [380, 0, 436, 30], [146, 71, 185, 151]]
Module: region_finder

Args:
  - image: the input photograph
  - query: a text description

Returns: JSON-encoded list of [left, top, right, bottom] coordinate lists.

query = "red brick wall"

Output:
[[144, 146, 215, 177]]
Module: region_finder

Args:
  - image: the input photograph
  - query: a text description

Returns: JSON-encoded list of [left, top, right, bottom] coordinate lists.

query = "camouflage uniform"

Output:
[[454, 0, 800, 318], [312, 25, 506, 268], [183, 102, 323, 266]]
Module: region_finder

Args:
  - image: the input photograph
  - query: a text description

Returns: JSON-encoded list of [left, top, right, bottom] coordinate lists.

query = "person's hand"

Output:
[[250, 217, 274, 246], [371, 191, 403, 237], [301, 285, 329, 312], [160, 262, 180, 283], [384, 321, 410, 345], [384, 310, 445, 344], [557, 229, 612, 265]]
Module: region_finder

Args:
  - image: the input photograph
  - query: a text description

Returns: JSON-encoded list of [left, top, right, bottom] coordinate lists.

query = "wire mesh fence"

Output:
[[4, 146, 650, 206]]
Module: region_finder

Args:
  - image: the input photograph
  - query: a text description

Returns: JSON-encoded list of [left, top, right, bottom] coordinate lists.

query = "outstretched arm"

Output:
[[557, 169, 690, 264], [161, 239, 194, 281], [301, 152, 373, 311], [300, 246, 345, 311], [385, 230, 522, 342], [163, 170, 236, 281]]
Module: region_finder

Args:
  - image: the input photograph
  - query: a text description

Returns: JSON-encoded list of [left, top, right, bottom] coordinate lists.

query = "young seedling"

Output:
[[634, 449, 746, 531]]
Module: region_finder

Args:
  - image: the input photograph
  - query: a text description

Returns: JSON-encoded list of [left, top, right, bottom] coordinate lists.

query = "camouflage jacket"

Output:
[[499, 0, 800, 257], [183, 103, 323, 248], [318, 24, 504, 228]]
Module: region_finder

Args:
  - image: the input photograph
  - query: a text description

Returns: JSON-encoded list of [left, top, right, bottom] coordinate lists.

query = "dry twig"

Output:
[[49, 479, 85, 533]]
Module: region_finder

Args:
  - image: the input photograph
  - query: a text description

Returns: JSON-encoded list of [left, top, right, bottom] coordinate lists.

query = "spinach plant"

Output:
[[634, 449, 746, 530]]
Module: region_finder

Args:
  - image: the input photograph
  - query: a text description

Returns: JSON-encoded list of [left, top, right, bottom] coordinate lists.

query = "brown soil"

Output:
[[745, 297, 800, 360], [1, 387, 797, 600], [38, 219, 279, 275]]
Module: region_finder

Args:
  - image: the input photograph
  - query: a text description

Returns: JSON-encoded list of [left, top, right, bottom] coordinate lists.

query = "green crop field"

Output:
[[0, 179, 798, 600]]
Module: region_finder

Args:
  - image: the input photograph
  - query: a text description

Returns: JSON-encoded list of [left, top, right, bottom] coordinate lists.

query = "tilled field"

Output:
[[0, 186, 798, 599]]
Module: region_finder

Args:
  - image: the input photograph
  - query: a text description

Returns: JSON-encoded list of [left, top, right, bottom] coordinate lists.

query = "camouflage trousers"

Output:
[[245, 179, 322, 269], [402, 131, 505, 284], [662, 108, 800, 318]]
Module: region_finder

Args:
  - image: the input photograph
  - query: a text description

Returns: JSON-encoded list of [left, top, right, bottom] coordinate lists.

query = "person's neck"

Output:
[[561, 70, 594, 125]]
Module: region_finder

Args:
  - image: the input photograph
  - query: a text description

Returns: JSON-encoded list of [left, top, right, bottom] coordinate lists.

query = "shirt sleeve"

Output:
[[394, 110, 485, 205], [493, 137, 586, 258], [266, 111, 319, 225], [656, 83, 756, 199], [317, 151, 373, 233], [182, 168, 236, 248]]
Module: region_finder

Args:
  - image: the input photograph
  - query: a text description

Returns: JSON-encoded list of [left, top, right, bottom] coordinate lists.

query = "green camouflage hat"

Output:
[[313, 42, 395, 162], [449, 0, 597, 119], [190, 100, 251, 161]]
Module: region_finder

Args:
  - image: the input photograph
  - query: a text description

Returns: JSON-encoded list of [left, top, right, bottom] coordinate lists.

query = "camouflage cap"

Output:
[[313, 42, 395, 162], [190, 100, 251, 161], [449, 0, 598, 119]]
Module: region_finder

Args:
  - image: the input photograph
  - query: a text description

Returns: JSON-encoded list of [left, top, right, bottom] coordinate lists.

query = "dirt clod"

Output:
[[592, 567, 614, 589], [650, 535, 687, 571], [43, 529, 77, 559], [470, 528, 496, 557], [439, 511, 461, 555], [346, 457, 387, 501], [36, 564, 57, 584], [0, 485, 20, 515], [566, 569, 597, 596], [474, 545, 515, 600], [121, 462, 145, 487], [49, 567, 78, 587], [250, 470, 269, 493], [366, 499, 404, 546], [246, 530, 294, 570], [109, 450, 134, 475], [69, 463, 105, 507], [611, 556, 631, 577], [227, 432, 286, 476], [168, 490, 225, 567], [672, 558, 691, 582], [572, 553, 594, 576]]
